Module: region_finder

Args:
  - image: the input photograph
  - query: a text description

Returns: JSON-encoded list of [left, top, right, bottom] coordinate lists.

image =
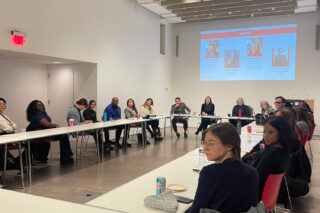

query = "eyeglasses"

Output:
[[274, 101, 282, 104], [201, 140, 221, 149]]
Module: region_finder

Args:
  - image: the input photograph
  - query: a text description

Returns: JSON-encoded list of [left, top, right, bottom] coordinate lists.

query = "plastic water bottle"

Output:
[[236, 121, 241, 135], [103, 112, 107, 122]]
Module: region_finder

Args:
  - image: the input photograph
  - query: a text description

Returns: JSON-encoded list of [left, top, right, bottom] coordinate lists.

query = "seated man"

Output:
[[67, 98, 92, 129], [229, 98, 252, 127], [103, 97, 127, 149], [67, 98, 92, 127], [274, 96, 292, 109], [66, 98, 92, 162], [170, 97, 191, 138]]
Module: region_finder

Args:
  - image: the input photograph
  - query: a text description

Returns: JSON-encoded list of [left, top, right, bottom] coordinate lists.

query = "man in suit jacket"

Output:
[[170, 97, 191, 138]]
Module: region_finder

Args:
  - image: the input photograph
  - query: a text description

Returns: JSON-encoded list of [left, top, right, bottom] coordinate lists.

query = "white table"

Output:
[[0, 189, 119, 213], [87, 153, 201, 213], [87, 124, 264, 213], [0, 118, 151, 187], [158, 114, 256, 138]]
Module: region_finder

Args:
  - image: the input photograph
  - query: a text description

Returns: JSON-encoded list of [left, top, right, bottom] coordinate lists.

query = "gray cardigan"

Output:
[[170, 102, 191, 115], [124, 107, 138, 118]]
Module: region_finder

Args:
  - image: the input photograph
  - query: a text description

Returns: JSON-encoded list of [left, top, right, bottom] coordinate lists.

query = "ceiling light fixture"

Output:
[[183, 0, 201, 3]]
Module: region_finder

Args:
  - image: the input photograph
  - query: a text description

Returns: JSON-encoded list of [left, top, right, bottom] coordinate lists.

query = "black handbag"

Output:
[[255, 114, 266, 125]]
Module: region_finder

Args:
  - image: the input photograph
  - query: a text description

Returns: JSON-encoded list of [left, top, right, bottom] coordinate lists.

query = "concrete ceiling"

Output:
[[137, 0, 318, 23]]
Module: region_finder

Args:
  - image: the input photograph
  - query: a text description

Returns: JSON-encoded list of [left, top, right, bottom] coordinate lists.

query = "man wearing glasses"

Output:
[[274, 96, 286, 109], [274, 96, 292, 109]]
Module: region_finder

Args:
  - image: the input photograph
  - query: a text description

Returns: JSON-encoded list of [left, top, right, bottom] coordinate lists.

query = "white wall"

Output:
[[47, 63, 97, 126], [0, 59, 48, 130], [0, 0, 174, 119], [172, 12, 320, 126]]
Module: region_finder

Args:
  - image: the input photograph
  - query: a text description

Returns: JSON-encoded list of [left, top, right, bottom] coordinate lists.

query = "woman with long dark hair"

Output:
[[26, 100, 73, 164], [275, 108, 301, 153], [275, 108, 311, 202], [124, 99, 138, 119], [195, 96, 215, 136], [123, 98, 140, 146], [251, 116, 297, 199], [83, 100, 104, 150]]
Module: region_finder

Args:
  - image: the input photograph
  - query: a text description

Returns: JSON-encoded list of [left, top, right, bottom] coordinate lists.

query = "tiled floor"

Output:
[[3, 128, 320, 212]]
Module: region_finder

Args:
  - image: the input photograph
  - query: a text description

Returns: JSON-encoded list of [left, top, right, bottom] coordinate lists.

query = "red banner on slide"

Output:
[[201, 27, 296, 40]]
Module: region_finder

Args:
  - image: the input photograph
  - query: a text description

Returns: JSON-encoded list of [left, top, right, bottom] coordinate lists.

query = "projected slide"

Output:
[[200, 24, 297, 81]]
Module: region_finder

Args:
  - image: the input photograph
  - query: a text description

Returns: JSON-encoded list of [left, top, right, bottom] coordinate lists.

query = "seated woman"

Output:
[[187, 123, 259, 213], [274, 108, 301, 148], [124, 98, 138, 119], [275, 108, 311, 202], [251, 116, 298, 200], [260, 100, 275, 118], [26, 100, 73, 164], [229, 98, 252, 127], [298, 101, 315, 127], [0, 97, 19, 170], [140, 98, 163, 142], [0, 98, 17, 135], [295, 107, 311, 138], [83, 100, 104, 150], [195, 96, 215, 137]]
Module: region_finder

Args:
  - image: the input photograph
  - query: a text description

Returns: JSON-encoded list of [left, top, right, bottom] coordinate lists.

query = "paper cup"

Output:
[[69, 119, 74, 127]]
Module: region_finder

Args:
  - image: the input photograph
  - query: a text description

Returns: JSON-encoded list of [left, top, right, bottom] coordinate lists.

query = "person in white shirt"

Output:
[[140, 98, 163, 142], [0, 97, 19, 171], [0, 97, 17, 135]]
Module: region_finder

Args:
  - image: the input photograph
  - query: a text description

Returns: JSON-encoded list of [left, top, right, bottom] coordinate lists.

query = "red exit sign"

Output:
[[11, 30, 26, 46]]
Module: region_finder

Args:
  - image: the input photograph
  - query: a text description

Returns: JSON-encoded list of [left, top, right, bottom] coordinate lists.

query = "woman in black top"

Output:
[[275, 108, 311, 202], [195, 96, 215, 136], [83, 100, 105, 149], [83, 100, 98, 122], [251, 116, 296, 199], [187, 123, 259, 213]]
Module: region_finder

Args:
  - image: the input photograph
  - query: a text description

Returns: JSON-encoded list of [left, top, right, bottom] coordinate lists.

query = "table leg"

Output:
[[142, 122, 146, 148], [28, 141, 32, 186], [164, 118, 166, 137], [95, 129, 101, 163], [75, 132, 79, 159], [2, 143, 8, 186], [80, 131, 85, 158], [123, 125, 128, 149], [170, 117, 173, 138], [18, 142, 25, 188]]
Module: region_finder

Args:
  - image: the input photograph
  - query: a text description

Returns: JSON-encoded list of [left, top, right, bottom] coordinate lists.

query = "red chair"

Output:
[[307, 124, 316, 141], [307, 124, 316, 161], [261, 172, 289, 212]]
